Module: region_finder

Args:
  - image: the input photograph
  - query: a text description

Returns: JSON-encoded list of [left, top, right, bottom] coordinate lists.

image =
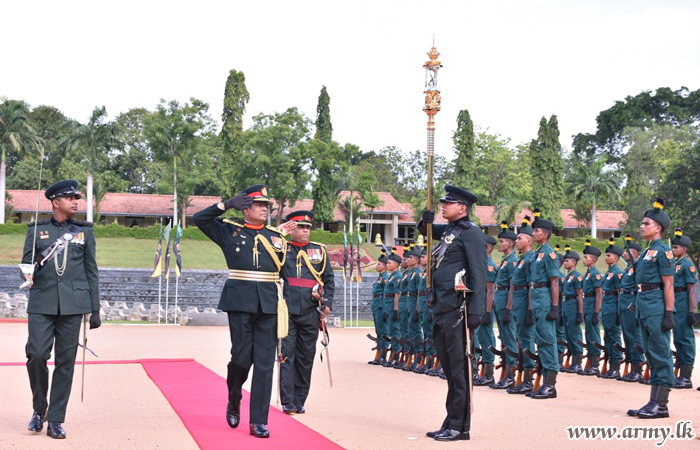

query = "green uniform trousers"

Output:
[[407, 296, 423, 354], [556, 307, 567, 355], [672, 294, 696, 366], [418, 297, 435, 356], [639, 313, 675, 388], [26, 313, 82, 423], [372, 306, 388, 349], [562, 299, 583, 355], [512, 290, 535, 369], [602, 312, 623, 364], [531, 288, 558, 375], [583, 297, 602, 356], [399, 297, 410, 352], [619, 294, 645, 363], [475, 312, 495, 365], [494, 308, 517, 365]]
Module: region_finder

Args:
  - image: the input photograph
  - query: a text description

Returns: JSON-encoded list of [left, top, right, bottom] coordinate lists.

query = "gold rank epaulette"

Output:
[[222, 219, 244, 227], [266, 225, 286, 236], [308, 241, 326, 248]]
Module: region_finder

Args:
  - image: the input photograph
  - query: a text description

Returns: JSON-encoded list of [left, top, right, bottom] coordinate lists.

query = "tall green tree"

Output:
[[452, 109, 475, 189], [315, 86, 332, 143], [309, 139, 347, 222], [529, 115, 564, 227], [115, 108, 159, 193], [61, 106, 122, 222], [565, 155, 621, 239], [0, 98, 40, 223], [220, 69, 250, 196]]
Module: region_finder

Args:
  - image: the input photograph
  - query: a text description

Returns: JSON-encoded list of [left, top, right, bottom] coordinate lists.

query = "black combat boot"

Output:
[[602, 362, 621, 379], [627, 385, 658, 417], [474, 363, 495, 386], [507, 370, 533, 395], [622, 362, 643, 382], [416, 355, 433, 374], [490, 364, 515, 389], [558, 353, 566, 372], [531, 371, 557, 399], [638, 386, 670, 419], [368, 350, 381, 365], [673, 365, 693, 389], [581, 356, 599, 376], [428, 362, 443, 377]]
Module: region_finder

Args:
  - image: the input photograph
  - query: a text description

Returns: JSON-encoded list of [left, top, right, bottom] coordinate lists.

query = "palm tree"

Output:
[[0, 98, 40, 223], [61, 106, 121, 222], [565, 155, 621, 239], [359, 190, 383, 244], [494, 197, 532, 229]]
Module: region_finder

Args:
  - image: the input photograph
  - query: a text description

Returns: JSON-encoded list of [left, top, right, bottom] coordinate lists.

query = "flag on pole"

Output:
[[173, 223, 183, 278], [356, 229, 362, 283], [162, 222, 173, 279], [348, 226, 354, 282], [342, 225, 348, 281], [151, 221, 164, 278]]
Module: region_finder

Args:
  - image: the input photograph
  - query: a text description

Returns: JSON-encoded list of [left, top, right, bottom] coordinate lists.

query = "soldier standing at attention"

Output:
[[420, 185, 486, 442], [600, 239, 624, 379], [627, 198, 675, 419], [618, 235, 645, 382], [670, 228, 697, 389], [527, 210, 561, 399], [193, 185, 295, 438], [560, 247, 585, 374], [580, 240, 603, 376], [23, 180, 101, 439], [474, 233, 498, 386], [554, 245, 568, 371], [369, 250, 390, 365], [280, 210, 334, 415], [415, 248, 436, 373], [489, 222, 518, 390], [405, 245, 424, 371], [396, 246, 412, 369], [382, 250, 403, 368], [506, 217, 536, 395]]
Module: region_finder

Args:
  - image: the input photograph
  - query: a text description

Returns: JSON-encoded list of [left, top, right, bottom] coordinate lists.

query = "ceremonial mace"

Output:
[[18, 144, 46, 288]]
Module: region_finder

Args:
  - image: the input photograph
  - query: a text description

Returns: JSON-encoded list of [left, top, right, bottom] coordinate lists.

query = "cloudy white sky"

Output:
[[3, 1, 699, 159]]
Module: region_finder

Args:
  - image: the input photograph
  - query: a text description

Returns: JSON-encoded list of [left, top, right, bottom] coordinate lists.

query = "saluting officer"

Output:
[[474, 232, 498, 386], [369, 250, 390, 365], [627, 198, 675, 419], [490, 222, 518, 390], [600, 239, 624, 379], [193, 185, 294, 438], [670, 228, 697, 389], [382, 249, 403, 367], [560, 246, 585, 374], [23, 180, 101, 439], [280, 210, 334, 415], [618, 235, 646, 382], [420, 185, 486, 442], [580, 240, 603, 376]]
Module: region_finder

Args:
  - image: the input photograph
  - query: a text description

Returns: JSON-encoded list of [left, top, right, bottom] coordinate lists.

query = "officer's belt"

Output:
[[620, 288, 637, 295], [384, 293, 395, 298], [638, 283, 662, 292], [603, 290, 617, 296], [287, 277, 317, 288], [228, 270, 279, 282], [529, 282, 550, 289], [418, 290, 426, 296], [495, 284, 510, 291], [373, 294, 383, 298], [674, 287, 688, 293], [583, 293, 596, 298], [406, 292, 418, 298], [512, 285, 528, 291], [400, 291, 408, 296], [563, 295, 577, 301]]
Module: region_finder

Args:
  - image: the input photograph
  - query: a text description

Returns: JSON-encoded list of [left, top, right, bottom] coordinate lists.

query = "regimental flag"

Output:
[[343, 225, 348, 281], [162, 222, 173, 279], [151, 222, 164, 278], [356, 230, 362, 283], [172, 223, 183, 278], [349, 226, 355, 282]]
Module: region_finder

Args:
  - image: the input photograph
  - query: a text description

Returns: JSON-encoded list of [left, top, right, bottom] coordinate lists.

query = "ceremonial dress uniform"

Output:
[[474, 239, 497, 385], [371, 253, 390, 361], [561, 251, 584, 373], [581, 244, 603, 375], [382, 253, 403, 367], [416, 260, 436, 373], [405, 249, 424, 369], [670, 229, 696, 389], [600, 242, 623, 378], [280, 211, 335, 413], [619, 237, 645, 381], [556, 259, 568, 366], [193, 185, 286, 436], [23, 180, 100, 440], [507, 246, 536, 394]]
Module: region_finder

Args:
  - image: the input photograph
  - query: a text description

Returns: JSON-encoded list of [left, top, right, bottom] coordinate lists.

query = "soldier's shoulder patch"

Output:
[[549, 252, 556, 260], [28, 219, 51, 227], [691, 266, 696, 273], [513, 261, 517, 266], [488, 266, 494, 272], [577, 276, 583, 282], [618, 273, 622, 279], [665, 251, 673, 260], [222, 219, 244, 227], [71, 219, 94, 227], [595, 274, 601, 280]]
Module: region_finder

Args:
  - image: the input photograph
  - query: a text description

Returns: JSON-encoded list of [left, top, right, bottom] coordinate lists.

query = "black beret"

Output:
[[518, 215, 534, 237], [285, 210, 313, 225], [583, 240, 601, 257], [605, 238, 624, 257], [643, 198, 670, 231], [45, 179, 81, 200], [378, 250, 389, 264], [498, 221, 517, 241], [531, 208, 554, 232], [483, 232, 497, 246], [439, 185, 478, 205], [240, 184, 272, 204], [388, 249, 402, 264], [671, 228, 692, 248], [624, 235, 643, 252]]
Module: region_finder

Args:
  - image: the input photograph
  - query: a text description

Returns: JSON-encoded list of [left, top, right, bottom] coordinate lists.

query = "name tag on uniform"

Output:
[[40, 231, 49, 240]]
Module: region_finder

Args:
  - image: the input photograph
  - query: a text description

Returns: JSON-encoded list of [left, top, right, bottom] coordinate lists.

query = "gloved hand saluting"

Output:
[[223, 194, 254, 211]]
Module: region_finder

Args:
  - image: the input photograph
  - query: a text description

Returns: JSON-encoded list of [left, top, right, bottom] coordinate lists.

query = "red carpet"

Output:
[[140, 359, 345, 450]]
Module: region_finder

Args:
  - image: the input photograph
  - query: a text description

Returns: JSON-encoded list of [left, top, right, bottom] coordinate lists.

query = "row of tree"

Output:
[[1, 80, 699, 259]]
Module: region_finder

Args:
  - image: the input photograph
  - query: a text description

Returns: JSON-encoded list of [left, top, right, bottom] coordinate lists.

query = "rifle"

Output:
[[523, 348, 542, 391], [594, 341, 609, 374], [488, 345, 506, 381], [615, 342, 630, 377], [557, 338, 570, 369]]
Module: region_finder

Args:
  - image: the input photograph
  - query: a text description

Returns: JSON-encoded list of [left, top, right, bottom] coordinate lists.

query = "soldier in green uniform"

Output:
[[618, 235, 645, 382], [560, 246, 585, 374], [22, 180, 101, 439], [580, 240, 603, 376], [369, 250, 390, 365], [405, 245, 424, 371], [527, 210, 561, 399], [396, 245, 412, 369], [382, 250, 403, 367], [490, 222, 518, 390], [474, 233, 498, 386], [670, 228, 697, 389], [600, 239, 624, 379], [506, 217, 536, 395], [415, 248, 436, 374], [280, 210, 335, 415], [554, 245, 568, 370], [627, 198, 675, 419], [193, 185, 295, 438], [420, 185, 486, 442]]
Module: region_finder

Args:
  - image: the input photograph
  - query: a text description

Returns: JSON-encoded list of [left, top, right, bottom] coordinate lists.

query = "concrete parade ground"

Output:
[[1, 323, 698, 450]]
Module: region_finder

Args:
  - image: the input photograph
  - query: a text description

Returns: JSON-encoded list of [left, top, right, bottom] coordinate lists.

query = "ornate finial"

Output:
[[374, 233, 383, 246], [417, 234, 425, 247]]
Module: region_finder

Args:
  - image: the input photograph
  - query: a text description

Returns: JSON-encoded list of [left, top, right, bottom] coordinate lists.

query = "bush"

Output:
[[0, 223, 28, 235]]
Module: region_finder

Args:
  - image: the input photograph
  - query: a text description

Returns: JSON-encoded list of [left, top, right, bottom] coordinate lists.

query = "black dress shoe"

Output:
[[637, 401, 669, 419], [531, 384, 557, 399], [580, 366, 599, 376], [623, 371, 642, 382], [673, 377, 693, 389], [226, 402, 240, 428], [490, 377, 515, 390], [507, 381, 532, 395], [601, 369, 621, 379], [426, 427, 447, 438], [626, 400, 653, 417], [295, 405, 305, 414], [434, 429, 470, 441], [473, 375, 495, 386], [250, 423, 270, 438], [46, 421, 66, 439], [28, 411, 46, 432], [283, 404, 296, 415]]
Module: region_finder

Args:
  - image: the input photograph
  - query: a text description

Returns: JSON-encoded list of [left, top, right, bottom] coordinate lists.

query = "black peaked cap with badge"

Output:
[[583, 239, 601, 257], [45, 179, 82, 200], [285, 210, 313, 226], [643, 198, 670, 231], [240, 184, 273, 204], [605, 238, 624, 257], [439, 185, 479, 206], [671, 228, 692, 248]]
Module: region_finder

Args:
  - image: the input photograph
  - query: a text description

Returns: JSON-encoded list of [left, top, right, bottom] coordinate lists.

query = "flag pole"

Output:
[[349, 199, 354, 328], [343, 224, 347, 328], [157, 218, 163, 324]]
